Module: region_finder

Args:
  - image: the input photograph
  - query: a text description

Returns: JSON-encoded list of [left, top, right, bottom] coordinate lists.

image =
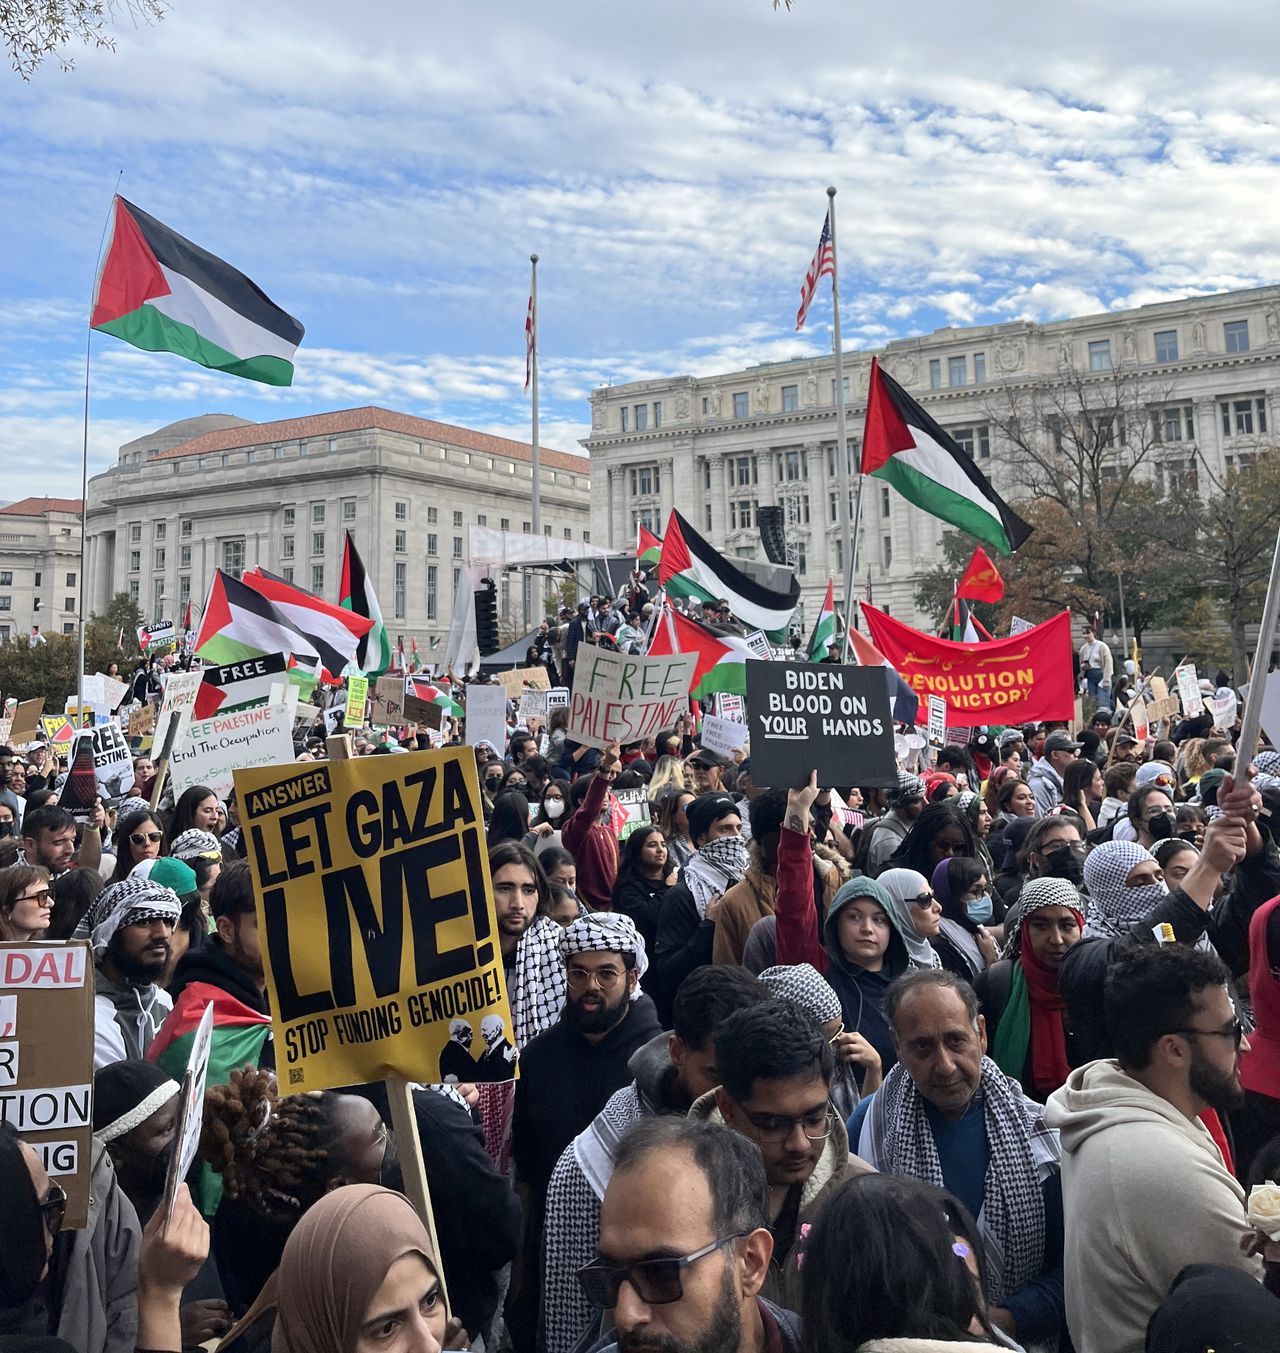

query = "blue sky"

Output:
[[3, 0, 1280, 500]]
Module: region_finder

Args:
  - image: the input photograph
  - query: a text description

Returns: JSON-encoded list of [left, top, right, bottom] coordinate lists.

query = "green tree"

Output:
[[97, 592, 145, 644], [0, 617, 132, 710]]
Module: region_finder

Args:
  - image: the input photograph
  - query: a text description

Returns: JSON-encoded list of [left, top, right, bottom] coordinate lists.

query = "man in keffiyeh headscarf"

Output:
[[74, 876, 181, 1068]]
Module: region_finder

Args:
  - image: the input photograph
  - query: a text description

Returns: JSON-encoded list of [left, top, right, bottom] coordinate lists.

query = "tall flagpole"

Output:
[[826, 186, 856, 659], [528, 254, 540, 631]]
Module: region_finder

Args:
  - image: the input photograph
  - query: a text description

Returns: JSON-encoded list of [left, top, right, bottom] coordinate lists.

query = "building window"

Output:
[[180, 519, 192, 537], [951, 425, 991, 459], [0, 572, 9, 585], [426, 565, 438, 621], [394, 501, 407, 520], [33, 572, 41, 587], [1088, 340, 1112, 371], [634, 404, 648, 431], [826, 442, 855, 478], [477, 514, 487, 526], [282, 566, 294, 582], [312, 565, 324, 593], [563, 527, 572, 539], [154, 522, 166, 541], [795, 544, 807, 575], [973, 352, 986, 383], [881, 486, 891, 517], [778, 448, 807, 482], [500, 517, 510, 530], [281, 536, 295, 559], [129, 551, 141, 572], [312, 532, 325, 556], [733, 391, 749, 418], [1154, 329, 1179, 363], [64, 596, 74, 611], [179, 576, 190, 604], [426, 534, 437, 555], [653, 401, 662, 428], [883, 536, 893, 568], [734, 456, 756, 487], [428, 507, 438, 524], [66, 572, 76, 587], [1220, 396, 1268, 436], [620, 406, 629, 432], [453, 537, 463, 558], [129, 523, 141, 543], [180, 545, 191, 567], [344, 500, 358, 521], [929, 359, 942, 389], [154, 548, 165, 569], [831, 376, 851, 405], [312, 504, 325, 523], [128, 580, 139, 603], [283, 508, 295, 528], [522, 521, 531, 533], [705, 503, 713, 531], [948, 355, 967, 386], [1225, 320, 1250, 354], [583, 531, 590, 544], [1153, 405, 1194, 442], [453, 511, 463, 528], [0, 597, 9, 612], [703, 461, 711, 490], [153, 579, 164, 613], [223, 540, 246, 576], [782, 384, 799, 411], [395, 530, 406, 552], [729, 499, 759, 530], [394, 561, 406, 619]]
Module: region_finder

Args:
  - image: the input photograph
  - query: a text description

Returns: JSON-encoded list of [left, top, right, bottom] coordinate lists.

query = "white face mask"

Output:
[[544, 799, 566, 821]]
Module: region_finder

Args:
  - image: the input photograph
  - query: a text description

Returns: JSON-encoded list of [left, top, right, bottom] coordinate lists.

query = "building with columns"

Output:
[[583, 284, 1280, 630], [85, 407, 591, 653], [0, 497, 84, 644]]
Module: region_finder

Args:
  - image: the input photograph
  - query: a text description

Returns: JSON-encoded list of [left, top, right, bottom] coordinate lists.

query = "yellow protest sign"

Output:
[[234, 748, 515, 1093], [346, 674, 369, 727]]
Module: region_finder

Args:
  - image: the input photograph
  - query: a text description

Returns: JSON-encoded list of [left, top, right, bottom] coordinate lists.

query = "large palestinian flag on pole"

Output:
[[340, 533, 392, 677], [241, 568, 372, 680], [861, 357, 1032, 555], [636, 523, 662, 572], [90, 197, 303, 386], [657, 510, 801, 632], [646, 605, 757, 701], [807, 579, 837, 662], [193, 570, 323, 668]]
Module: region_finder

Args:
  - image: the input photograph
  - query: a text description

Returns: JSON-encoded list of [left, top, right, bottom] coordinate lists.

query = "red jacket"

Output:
[[560, 772, 620, 911]]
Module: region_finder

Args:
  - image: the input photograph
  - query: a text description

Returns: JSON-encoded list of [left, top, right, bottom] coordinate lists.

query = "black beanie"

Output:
[[92, 1059, 180, 1143]]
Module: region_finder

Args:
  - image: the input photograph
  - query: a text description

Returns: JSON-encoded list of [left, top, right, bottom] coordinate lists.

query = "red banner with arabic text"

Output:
[[861, 605, 1074, 725]]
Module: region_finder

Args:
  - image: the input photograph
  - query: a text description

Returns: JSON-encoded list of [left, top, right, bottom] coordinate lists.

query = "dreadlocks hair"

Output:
[[199, 1066, 354, 1226]]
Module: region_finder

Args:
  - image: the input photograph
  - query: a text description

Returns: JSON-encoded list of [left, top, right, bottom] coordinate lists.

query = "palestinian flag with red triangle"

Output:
[[636, 523, 662, 572], [860, 357, 1032, 555], [91, 197, 303, 386], [646, 604, 756, 700]]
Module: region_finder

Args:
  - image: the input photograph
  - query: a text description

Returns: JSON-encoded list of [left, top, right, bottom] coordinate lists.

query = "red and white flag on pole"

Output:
[[796, 207, 834, 330], [524, 291, 536, 390]]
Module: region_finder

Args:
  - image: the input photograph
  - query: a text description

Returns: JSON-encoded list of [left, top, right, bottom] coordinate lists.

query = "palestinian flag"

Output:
[[636, 523, 662, 572], [409, 637, 420, 674], [657, 510, 801, 632], [861, 357, 1032, 555], [90, 197, 303, 387], [241, 568, 372, 680], [408, 677, 463, 717], [646, 605, 757, 700], [340, 533, 392, 677], [951, 597, 982, 644], [807, 580, 837, 663], [193, 569, 323, 668]]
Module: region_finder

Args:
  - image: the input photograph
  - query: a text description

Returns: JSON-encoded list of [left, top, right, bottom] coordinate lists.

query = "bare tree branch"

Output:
[[2, 0, 166, 79]]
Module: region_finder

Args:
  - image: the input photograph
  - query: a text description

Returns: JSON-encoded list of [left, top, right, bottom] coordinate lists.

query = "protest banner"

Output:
[[161, 1001, 213, 1233], [346, 675, 370, 727], [0, 942, 95, 1228], [370, 676, 406, 726], [744, 629, 773, 661], [41, 715, 73, 748], [10, 697, 44, 747], [235, 747, 516, 1093], [170, 703, 297, 798], [496, 666, 550, 698], [127, 705, 155, 739], [519, 689, 547, 723], [717, 694, 745, 723], [90, 722, 135, 800], [700, 713, 748, 761], [545, 687, 570, 710], [746, 662, 897, 789], [945, 724, 974, 747], [138, 619, 176, 653], [615, 787, 652, 840], [464, 684, 508, 751], [193, 653, 289, 720], [404, 692, 443, 729], [926, 694, 947, 748], [58, 732, 100, 819], [1175, 664, 1204, 717], [153, 670, 205, 756], [1009, 616, 1034, 637], [567, 649, 697, 752], [861, 605, 1074, 725]]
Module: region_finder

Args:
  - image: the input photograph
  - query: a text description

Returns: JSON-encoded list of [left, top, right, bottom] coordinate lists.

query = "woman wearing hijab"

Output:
[[929, 856, 998, 981], [975, 877, 1084, 1102], [875, 869, 944, 971]]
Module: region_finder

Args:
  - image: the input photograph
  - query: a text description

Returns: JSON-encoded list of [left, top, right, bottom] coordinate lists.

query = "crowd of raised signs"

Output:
[[4, 619, 1280, 1353]]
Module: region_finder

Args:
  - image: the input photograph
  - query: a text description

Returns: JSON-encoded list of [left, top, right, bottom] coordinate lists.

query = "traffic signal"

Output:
[[474, 577, 500, 654]]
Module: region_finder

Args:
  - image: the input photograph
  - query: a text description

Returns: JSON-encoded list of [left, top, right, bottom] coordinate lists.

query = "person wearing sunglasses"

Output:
[[109, 807, 169, 884], [584, 1116, 801, 1353], [1045, 942, 1262, 1353], [0, 863, 53, 941]]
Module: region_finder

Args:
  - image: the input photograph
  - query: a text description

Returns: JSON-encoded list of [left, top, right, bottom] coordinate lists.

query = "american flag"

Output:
[[795, 208, 834, 330], [524, 292, 536, 390]]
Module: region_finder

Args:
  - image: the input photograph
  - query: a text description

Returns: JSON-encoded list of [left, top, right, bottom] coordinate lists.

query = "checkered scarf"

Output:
[[683, 835, 750, 919], [859, 1056, 1060, 1302], [74, 876, 181, 957], [1082, 840, 1162, 938], [758, 963, 842, 1023], [559, 911, 649, 988], [509, 915, 569, 1048], [169, 828, 221, 860]]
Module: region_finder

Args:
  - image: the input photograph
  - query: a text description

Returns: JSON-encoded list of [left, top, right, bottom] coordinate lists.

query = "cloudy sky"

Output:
[[4, 0, 1280, 500]]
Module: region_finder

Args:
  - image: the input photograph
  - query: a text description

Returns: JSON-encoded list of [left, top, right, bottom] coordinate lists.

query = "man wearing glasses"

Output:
[[582, 1116, 801, 1353], [1046, 942, 1263, 1353]]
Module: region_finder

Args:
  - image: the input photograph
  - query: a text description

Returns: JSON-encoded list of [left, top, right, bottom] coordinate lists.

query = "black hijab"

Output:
[[0, 1123, 46, 1311]]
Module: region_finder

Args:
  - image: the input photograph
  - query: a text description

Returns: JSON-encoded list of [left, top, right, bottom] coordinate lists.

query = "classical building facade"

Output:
[[0, 497, 84, 644], [583, 284, 1280, 630], [85, 407, 591, 653]]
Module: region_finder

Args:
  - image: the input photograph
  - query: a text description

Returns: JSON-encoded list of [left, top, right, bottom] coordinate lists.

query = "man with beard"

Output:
[[491, 839, 569, 1048], [584, 1117, 800, 1353], [1046, 943, 1263, 1353], [76, 876, 181, 1068]]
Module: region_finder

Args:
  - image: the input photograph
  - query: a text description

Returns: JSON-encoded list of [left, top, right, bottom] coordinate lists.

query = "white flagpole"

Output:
[[826, 186, 857, 660], [528, 255, 540, 632], [1234, 525, 1280, 776]]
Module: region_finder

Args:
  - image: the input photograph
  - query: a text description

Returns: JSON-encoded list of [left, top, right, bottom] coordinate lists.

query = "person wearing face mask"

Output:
[[0, 798, 17, 838], [930, 856, 999, 981], [529, 777, 570, 853], [1125, 783, 1180, 850]]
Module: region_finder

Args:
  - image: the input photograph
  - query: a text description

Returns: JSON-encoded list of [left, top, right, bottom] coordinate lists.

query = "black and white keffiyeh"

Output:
[[169, 828, 222, 860], [510, 914, 569, 1048], [682, 835, 750, 919], [560, 911, 649, 989], [1082, 840, 1164, 938], [858, 1056, 1060, 1302], [758, 963, 842, 1023], [74, 876, 182, 957]]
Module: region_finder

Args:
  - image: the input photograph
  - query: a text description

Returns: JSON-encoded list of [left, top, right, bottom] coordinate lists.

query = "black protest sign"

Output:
[[57, 732, 100, 819], [745, 662, 897, 790]]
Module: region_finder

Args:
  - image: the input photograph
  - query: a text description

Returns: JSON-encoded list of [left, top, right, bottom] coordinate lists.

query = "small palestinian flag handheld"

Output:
[[807, 579, 837, 662], [91, 197, 304, 387], [636, 523, 662, 573], [861, 358, 1031, 555]]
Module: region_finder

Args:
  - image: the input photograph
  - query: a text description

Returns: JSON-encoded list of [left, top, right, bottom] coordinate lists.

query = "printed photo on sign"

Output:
[[926, 694, 947, 748], [234, 748, 517, 1093]]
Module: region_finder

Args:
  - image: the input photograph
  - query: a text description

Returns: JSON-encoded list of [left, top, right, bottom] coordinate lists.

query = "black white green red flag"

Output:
[[91, 197, 303, 386], [340, 533, 392, 677]]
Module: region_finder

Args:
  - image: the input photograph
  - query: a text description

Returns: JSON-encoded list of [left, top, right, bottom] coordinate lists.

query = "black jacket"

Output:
[[167, 936, 270, 1015], [650, 884, 712, 1026], [613, 875, 668, 957]]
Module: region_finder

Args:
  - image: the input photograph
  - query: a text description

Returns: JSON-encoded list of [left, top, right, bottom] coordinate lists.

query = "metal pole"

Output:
[[1234, 525, 1280, 776], [529, 255, 540, 631], [1116, 570, 1129, 669], [826, 187, 855, 659], [76, 325, 90, 720]]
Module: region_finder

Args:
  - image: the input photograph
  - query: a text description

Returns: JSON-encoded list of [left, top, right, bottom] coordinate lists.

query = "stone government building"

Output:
[[84, 408, 592, 653], [582, 284, 1280, 631]]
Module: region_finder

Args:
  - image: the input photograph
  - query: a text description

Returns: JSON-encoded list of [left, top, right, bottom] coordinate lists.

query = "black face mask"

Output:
[[0, 823, 12, 838], [1146, 812, 1177, 841], [1040, 842, 1085, 884]]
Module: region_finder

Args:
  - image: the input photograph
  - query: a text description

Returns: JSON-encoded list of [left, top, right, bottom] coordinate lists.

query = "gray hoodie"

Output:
[[92, 967, 172, 1071], [1044, 1059, 1261, 1353]]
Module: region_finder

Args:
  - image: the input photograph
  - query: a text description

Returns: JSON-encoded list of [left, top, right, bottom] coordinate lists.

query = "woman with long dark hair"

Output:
[[110, 808, 168, 884], [611, 825, 676, 952], [487, 790, 530, 847], [170, 785, 221, 840], [930, 856, 998, 981]]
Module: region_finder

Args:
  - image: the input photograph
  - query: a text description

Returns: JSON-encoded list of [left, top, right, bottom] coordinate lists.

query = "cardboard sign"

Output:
[[95, 673, 130, 710], [545, 687, 570, 710], [162, 1001, 213, 1232], [464, 684, 508, 752], [10, 697, 44, 747], [346, 675, 370, 727], [0, 943, 95, 1228], [1009, 616, 1034, 637], [744, 629, 773, 661], [1147, 676, 1180, 722], [718, 694, 745, 723], [1130, 698, 1150, 742], [370, 676, 406, 726], [926, 694, 947, 748], [170, 703, 297, 798], [405, 693, 443, 729], [234, 748, 517, 1092], [128, 705, 155, 739], [1175, 664, 1204, 718], [745, 662, 896, 790], [91, 722, 135, 801], [518, 690, 547, 723], [700, 714, 748, 760], [153, 670, 205, 756], [615, 787, 652, 841], [41, 715, 73, 747], [497, 666, 550, 697], [567, 649, 697, 752]]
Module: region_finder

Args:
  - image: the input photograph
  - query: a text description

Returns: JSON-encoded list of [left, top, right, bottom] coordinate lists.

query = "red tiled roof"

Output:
[[150, 406, 587, 473], [0, 496, 83, 516]]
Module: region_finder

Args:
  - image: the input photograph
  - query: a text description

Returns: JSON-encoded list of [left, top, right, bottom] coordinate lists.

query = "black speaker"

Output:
[[474, 578, 500, 655], [758, 505, 787, 564]]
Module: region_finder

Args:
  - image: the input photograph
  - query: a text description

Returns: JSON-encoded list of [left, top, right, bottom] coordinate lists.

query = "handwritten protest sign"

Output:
[[1010, 616, 1034, 637], [1147, 676, 1180, 722], [370, 676, 405, 726], [1130, 697, 1150, 742], [568, 649, 697, 752], [0, 943, 95, 1228], [700, 714, 748, 761], [519, 690, 547, 723], [464, 684, 507, 751], [153, 670, 204, 756], [405, 692, 443, 728], [497, 666, 549, 697], [346, 675, 369, 727], [170, 703, 297, 798], [95, 673, 129, 710], [235, 748, 516, 1092], [1175, 664, 1204, 717], [746, 663, 896, 789]]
